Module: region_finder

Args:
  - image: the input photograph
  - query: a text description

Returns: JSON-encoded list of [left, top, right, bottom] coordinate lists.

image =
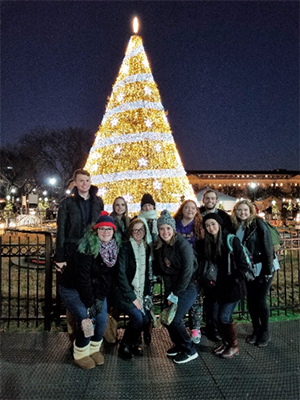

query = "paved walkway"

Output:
[[0, 320, 299, 400]]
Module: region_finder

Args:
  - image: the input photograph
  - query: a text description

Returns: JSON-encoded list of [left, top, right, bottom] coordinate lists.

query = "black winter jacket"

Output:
[[237, 217, 273, 276], [74, 252, 113, 308], [116, 241, 151, 311], [214, 233, 248, 303], [153, 233, 198, 298], [55, 185, 104, 262]]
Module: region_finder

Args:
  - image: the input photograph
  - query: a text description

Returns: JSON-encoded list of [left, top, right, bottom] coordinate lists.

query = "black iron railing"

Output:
[[0, 228, 299, 330]]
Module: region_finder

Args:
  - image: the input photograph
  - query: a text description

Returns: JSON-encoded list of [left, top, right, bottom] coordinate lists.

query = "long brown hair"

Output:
[[231, 199, 257, 230], [173, 200, 204, 239], [203, 222, 223, 262]]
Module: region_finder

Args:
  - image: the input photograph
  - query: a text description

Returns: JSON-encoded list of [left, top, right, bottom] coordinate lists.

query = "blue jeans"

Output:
[[212, 300, 240, 325], [122, 307, 150, 345], [59, 285, 107, 347], [167, 283, 199, 355]]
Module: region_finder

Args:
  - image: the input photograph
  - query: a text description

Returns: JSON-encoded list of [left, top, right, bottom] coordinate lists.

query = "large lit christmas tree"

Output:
[[85, 18, 196, 213]]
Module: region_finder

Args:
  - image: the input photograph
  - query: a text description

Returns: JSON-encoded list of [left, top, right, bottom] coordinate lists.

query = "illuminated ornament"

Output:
[[111, 117, 118, 127], [153, 180, 162, 190], [123, 193, 133, 203], [114, 145, 122, 154], [144, 87, 152, 96], [90, 164, 98, 172], [133, 17, 139, 34], [117, 93, 125, 102], [145, 118, 153, 128], [143, 58, 150, 68], [121, 64, 129, 74], [98, 187, 108, 197], [138, 157, 148, 167], [154, 144, 162, 153]]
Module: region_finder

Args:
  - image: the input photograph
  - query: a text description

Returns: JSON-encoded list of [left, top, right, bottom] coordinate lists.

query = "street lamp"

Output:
[[49, 178, 56, 200], [250, 182, 257, 202]]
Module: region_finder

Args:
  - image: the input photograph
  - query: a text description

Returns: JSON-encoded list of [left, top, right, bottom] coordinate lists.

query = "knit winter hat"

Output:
[[141, 193, 156, 209], [157, 210, 176, 230], [203, 212, 223, 228], [94, 211, 116, 231]]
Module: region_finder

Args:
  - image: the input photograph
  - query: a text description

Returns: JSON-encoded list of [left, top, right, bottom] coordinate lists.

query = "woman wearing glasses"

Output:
[[116, 218, 152, 360], [59, 211, 120, 369]]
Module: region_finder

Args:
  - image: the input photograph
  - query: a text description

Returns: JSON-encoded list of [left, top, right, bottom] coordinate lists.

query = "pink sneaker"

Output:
[[191, 329, 201, 344]]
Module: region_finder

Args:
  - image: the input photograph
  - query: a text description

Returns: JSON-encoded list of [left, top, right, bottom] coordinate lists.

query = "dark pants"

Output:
[[167, 284, 199, 355], [122, 307, 150, 345], [246, 275, 273, 332]]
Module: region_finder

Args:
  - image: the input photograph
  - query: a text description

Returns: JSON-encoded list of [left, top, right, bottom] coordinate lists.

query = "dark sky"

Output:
[[1, 1, 299, 171]]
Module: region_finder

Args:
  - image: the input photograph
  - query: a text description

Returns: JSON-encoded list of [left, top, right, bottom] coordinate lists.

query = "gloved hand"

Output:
[[89, 299, 104, 318]]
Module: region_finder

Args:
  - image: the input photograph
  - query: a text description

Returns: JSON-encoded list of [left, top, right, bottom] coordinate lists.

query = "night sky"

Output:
[[1, 1, 299, 171]]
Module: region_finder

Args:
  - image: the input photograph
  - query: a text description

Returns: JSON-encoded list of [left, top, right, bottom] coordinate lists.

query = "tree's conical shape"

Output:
[[85, 33, 196, 213]]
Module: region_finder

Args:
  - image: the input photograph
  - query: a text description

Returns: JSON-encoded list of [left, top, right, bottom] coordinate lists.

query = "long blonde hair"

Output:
[[231, 199, 257, 230]]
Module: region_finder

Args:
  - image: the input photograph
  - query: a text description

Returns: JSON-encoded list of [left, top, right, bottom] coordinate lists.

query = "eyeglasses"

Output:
[[132, 228, 145, 234], [98, 227, 113, 232]]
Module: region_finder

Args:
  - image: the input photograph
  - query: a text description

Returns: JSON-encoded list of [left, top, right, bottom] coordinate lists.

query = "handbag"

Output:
[[159, 303, 177, 326], [202, 260, 218, 289]]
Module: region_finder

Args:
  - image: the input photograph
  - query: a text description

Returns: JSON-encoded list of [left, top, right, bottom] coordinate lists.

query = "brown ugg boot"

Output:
[[90, 340, 104, 365], [103, 315, 118, 344], [220, 322, 239, 359], [73, 342, 96, 369]]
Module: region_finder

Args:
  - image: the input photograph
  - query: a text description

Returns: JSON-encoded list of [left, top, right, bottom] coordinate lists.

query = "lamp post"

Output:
[[49, 178, 56, 201], [250, 182, 257, 202]]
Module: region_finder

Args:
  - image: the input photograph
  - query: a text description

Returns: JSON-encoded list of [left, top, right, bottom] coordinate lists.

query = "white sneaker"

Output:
[[173, 351, 198, 364]]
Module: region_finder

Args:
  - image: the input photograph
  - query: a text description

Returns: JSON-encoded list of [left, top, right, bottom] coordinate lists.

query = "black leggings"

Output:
[[246, 275, 273, 331]]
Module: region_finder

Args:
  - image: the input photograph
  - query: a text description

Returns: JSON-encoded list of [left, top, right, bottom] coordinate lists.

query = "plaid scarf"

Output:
[[99, 239, 118, 268]]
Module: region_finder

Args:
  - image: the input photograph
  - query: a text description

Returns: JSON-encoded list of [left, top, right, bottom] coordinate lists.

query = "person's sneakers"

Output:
[[166, 346, 180, 357], [191, 329, 201, 344], [173, 351, 198, 364], [256, 330, 270, 347], [246, 329, 259, 345]]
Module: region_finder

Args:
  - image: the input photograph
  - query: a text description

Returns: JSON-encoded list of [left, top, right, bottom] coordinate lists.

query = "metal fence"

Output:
[[0, 228, 299, 331]]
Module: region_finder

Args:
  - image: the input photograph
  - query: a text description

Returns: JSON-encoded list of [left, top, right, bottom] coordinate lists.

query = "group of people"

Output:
[[55, 169, 277, 369]]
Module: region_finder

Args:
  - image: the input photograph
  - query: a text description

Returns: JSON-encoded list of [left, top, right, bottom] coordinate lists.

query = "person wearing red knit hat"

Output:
[[59, 211, 121, 370]]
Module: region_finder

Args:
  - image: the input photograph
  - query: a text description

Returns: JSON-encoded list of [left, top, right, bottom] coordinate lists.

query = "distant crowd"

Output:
[[55, 169, 278, 369]]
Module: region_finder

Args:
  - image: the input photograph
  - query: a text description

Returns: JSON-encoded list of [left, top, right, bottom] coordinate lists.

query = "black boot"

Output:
[[118, 342, 133, 360], [143, 320, 153, 346]]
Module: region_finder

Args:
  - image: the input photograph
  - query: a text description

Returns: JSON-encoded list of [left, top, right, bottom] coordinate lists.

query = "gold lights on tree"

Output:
[[84, 19, 196, 214]]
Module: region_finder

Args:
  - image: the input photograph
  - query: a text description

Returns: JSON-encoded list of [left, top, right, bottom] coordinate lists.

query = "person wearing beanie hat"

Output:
[[140, 193, 156, 210], [201, 210, 249, 359], [173, 200, 204, 345], [202, 212, 223, 229], [153, 210, 200, 364], [94, 211, 117, 231], [58, 210, 120, 370], [136, 193, 158, 345]]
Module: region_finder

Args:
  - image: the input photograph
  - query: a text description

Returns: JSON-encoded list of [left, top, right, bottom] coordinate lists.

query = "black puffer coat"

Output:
[[238, 217, 273, 276], [74, 252, 114, 308], [213, 233, 249, 303], [153, 233, 198, 298], [55, 185, 104, 262]]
